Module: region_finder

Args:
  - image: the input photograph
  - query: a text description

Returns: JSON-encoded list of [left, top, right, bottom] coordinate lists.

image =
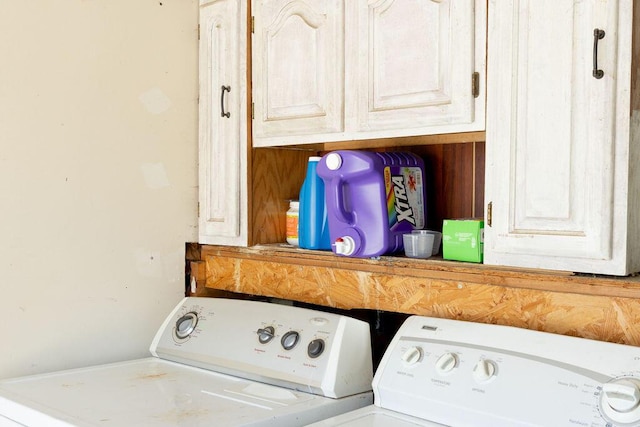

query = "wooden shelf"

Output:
[[189, 244, 640, 346], [198, 244, 640, 298]]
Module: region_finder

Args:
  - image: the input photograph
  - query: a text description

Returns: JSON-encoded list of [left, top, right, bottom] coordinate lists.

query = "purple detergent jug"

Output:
[[317, 150, 427, 258]]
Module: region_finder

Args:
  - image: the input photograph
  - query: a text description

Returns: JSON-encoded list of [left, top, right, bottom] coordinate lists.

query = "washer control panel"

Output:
[[374, 316, 640, 427], [150, 297, 373, 399]]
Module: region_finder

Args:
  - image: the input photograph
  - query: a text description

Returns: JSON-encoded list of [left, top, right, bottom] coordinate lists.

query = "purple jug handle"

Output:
[[327, 177, 353, 225]]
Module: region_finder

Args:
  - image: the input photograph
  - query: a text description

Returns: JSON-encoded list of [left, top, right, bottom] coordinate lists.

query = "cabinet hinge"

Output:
[[197, 24, 200, 41], [251, 102, 254, 120], [487, 201, 492, 227], [251, 16, 255, 34], [472, 72, 480, 98]]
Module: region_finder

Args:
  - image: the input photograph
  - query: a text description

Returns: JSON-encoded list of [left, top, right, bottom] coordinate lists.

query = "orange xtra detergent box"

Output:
[[442, 219, 484, 263]]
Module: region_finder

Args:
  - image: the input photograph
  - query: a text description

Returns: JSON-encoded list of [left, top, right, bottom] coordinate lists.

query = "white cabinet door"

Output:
[[485, 0, 639, 275], [252, 0, 345, 141], [348, 0, 483, 134], [198, 0, 248, 246], [252, 0, 485, 147]]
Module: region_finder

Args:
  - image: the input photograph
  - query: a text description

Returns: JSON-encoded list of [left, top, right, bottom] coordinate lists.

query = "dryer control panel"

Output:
[[374, 316, 640, 427], [150, 297, 373, 399]]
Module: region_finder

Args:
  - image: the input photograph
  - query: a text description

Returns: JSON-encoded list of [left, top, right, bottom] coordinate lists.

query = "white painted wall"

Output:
[[0, 1, 199, 379]]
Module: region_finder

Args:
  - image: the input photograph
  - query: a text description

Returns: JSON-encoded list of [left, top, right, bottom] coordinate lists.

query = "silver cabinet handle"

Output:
[[220, 85, 231, 118]]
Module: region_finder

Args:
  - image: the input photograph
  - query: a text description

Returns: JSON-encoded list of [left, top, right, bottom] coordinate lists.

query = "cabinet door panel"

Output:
[[485, 0, 618, 262], [199, 0, 248, 245], [350, 0, 479, 132], [252, 0, 344, 143]]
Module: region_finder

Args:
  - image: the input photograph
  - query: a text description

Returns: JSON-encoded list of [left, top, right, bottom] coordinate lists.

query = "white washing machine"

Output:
[[0, 297, 373, 426], [308, 315, 640, 427]]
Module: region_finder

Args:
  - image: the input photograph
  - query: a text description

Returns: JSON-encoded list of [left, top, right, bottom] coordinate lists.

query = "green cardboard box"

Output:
[[442, 219, 484, 263]]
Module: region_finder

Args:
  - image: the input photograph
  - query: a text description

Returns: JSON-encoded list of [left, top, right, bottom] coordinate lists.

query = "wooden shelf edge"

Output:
[[192, 243, 640, 346], [198, 244, 640, 300]]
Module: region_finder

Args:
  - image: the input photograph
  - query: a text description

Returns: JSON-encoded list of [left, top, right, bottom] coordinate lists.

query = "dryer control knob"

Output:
[[473, 359, 497, 383], [435, 352, 458, 375], [401, 346, 423, 366], [600, 378, 640, 425]]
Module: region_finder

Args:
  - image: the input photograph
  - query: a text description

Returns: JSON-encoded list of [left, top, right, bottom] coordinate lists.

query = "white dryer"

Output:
[[309, 315, 640, 426], [0, 297, 373, 426]]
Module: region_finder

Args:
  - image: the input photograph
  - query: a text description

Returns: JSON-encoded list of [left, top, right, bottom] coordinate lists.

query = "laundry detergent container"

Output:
[[317, 150, 427, 258]]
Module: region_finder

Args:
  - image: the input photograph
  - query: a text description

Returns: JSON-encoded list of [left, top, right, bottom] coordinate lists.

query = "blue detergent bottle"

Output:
[[298, 156, 331, 250]]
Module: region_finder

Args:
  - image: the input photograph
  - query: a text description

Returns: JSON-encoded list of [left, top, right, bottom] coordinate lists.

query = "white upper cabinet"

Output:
[[252, 0, 486, 147], [348, 0, 481, 134], [252, 0, 345, 141], [484, 0, 640, 275], [198, 0, 248, 246]]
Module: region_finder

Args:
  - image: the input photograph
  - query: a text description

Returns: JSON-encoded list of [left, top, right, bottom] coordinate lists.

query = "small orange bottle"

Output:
[[286, 200, 299, 246]]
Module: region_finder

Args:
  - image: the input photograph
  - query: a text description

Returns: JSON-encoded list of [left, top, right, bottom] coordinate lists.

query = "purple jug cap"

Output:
[[334, 236, 355, 256], [325, 152, 343, 170]]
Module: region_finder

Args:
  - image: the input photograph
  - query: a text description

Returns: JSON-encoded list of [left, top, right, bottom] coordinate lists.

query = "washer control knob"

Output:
[[307, 339, 325, 358], [175, 312, 198, 339], [257, 326, 275, 344], [401, 346, 423, 366], [601, 378, 640, 423], [473, 359, 497, 383], [281, 331, 300, 350], [435, 352, 458, 374]]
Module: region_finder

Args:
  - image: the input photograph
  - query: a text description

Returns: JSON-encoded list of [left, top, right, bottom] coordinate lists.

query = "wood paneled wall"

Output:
[[251, 148, 313, 244]]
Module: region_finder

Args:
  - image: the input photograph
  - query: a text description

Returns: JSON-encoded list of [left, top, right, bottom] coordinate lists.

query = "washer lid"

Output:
[[0, 358, 366, 427]]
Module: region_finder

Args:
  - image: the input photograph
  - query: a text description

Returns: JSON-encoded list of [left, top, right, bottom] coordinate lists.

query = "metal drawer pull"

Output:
[[592, 29, 605, 79], [221, 85, 231, 118]]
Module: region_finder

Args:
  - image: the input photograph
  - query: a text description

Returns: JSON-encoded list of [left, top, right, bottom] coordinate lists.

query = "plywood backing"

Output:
[[191, 244, 640, 346]]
